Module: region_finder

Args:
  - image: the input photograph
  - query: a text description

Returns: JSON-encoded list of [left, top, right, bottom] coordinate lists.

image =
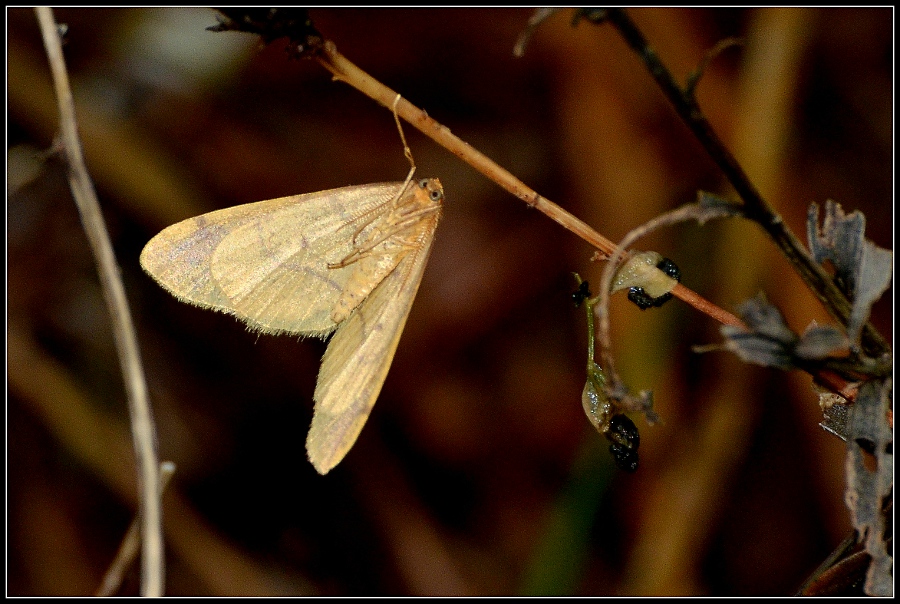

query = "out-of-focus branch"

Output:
[[34, 7, 164, 597], [96, 462, 177, 597], [598, 7, 889, 358]]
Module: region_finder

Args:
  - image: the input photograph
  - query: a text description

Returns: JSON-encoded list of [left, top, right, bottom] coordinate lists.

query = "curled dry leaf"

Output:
[[721, 294, 851, 370], [807, 200, 893, 346], [843, 377, 893, 597]]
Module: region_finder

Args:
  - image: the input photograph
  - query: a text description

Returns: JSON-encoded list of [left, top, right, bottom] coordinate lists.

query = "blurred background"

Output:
[[7, 7, 893, 596]]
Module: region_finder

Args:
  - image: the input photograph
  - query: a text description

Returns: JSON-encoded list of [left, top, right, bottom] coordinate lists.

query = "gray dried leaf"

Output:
[[807, 201, 893, 344], [851, 242, 893, 344], [721, 294, 798, 369], [736, 293, 798, 343], [793, 323, 849, 360], [721, 296, 851, 369], [843, 377, 893, 596]]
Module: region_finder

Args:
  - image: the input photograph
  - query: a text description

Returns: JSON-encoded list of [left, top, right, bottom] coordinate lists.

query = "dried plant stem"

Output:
[[314, 40, 743, 329], [96, 462, 176, 597], [315, 16, 863, 403], [34, 7, 164, 597], [603, 8, 889, 358], [676, 283, 745, 328], [595, 203, 741, 396], [316, 42, 616, 255]]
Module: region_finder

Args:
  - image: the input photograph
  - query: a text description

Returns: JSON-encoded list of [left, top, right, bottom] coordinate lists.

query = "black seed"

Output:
[[572, 280, 592, 307], [627, 287, 656, 309], [657, 257, 681, 281]]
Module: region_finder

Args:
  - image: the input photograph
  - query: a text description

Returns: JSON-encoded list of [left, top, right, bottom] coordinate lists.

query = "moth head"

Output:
[[418, 178, 444, 202]]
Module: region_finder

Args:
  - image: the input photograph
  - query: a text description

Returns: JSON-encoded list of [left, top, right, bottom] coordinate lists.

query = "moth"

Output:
[[140, 108, 443, 474]]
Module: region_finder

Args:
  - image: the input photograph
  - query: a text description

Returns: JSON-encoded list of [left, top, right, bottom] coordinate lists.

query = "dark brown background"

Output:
[[7, 7, 893, 596]]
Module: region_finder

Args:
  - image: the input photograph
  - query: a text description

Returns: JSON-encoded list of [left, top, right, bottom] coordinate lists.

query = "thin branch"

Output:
[[596, 202, 743, 406], [601, 7, 889, 358], [669, 283, 745, 329], [34, 7, 164, 597], [96, 462, 176, 597], [595, 201, 862, 408], [321, 34, 865, 405], [312, 40, 744, 330], [316, 41, 619, 257], [312, 12, 866, 405]]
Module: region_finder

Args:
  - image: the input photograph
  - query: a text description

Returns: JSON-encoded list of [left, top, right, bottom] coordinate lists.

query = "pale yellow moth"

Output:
[[140, 97, 443, 474]]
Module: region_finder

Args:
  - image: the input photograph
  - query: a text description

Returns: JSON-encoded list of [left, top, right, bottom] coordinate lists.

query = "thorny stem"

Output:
[[313, 41, 745, 330], [35, 7, 164, 597], [602, 8, 889, 358]]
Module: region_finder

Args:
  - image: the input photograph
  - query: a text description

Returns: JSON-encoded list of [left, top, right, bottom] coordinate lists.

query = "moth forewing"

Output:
[[141, 183, 405, 336], [139, 198, 276, 315], [306, 179, 443, 474], [209, 183, 410, 336]]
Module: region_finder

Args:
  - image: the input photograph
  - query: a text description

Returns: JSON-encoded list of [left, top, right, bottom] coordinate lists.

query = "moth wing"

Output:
[[140, 198, 273, 312], [306, 212, 440, 474], [140, 183, 404, 336]]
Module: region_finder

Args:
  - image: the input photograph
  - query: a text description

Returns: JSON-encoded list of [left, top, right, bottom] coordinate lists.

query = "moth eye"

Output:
[[417, 179, 443, 202]]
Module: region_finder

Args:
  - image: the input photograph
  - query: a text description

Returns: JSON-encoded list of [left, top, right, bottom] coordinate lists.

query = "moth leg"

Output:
[[330, 177, 442, 270], [344, 94, 418, 251], [330, 246, 406, 323], [391, 93, 417, 187], [330, 201, 441, 269], [329, 218, 438, 323], [328, 94, 441, 321], [346, 178, 414, 250]]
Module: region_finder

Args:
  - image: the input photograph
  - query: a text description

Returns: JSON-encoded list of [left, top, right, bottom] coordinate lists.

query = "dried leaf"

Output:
[[843, 377, 893, 596], [721, 294, 797, 369], [793, 323, 849, 360], [722, 295, 852, 369], [807, 200, 893, 344]]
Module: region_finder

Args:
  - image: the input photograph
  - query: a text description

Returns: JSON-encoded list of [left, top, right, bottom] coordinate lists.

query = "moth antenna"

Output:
[[391, 94, 416, 189]]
